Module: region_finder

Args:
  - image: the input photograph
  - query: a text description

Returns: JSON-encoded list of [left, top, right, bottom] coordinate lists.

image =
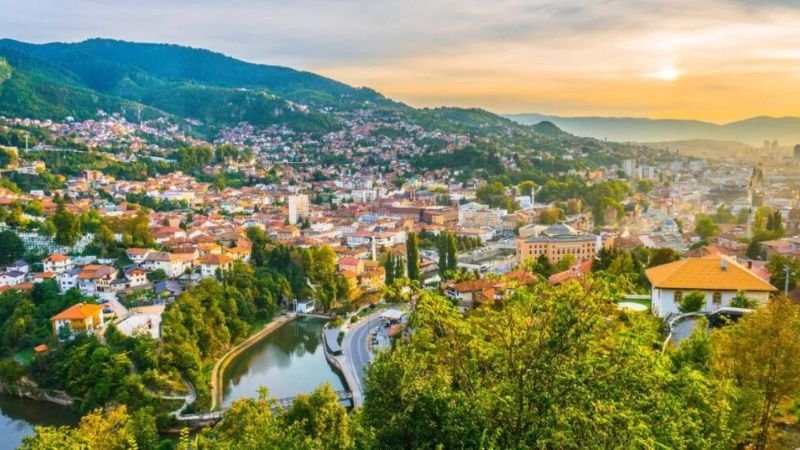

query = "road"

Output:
[[341, 315, 382, 407]]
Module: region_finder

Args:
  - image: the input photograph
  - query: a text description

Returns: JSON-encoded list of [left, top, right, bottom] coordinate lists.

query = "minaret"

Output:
[[371, 235, 377, 261]]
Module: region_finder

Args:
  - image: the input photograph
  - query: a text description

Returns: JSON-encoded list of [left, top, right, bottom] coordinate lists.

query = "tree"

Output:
[[52, 203, 81, 246], [384, 253, 396, 285], [694, 214, 719, 240], [20, 405, 160, 450], [766, 255, 800, 292], [648, 247, 679, 267], [363, 281, 739, 449], [406, 232, 420, 281], [678, 291, 706, 313], [713, 297, 800, 449], [0, 230, 24, 265], [730, 291, 759, 309]]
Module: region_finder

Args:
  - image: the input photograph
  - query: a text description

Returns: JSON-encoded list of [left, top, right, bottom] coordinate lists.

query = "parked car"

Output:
[[708, 307, 753, 328], [102, 308, 114, 315], [98, 298, 109, 304]]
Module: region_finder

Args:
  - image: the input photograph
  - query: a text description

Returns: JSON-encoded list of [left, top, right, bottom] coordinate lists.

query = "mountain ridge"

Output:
[[505, 112, 800, 146]]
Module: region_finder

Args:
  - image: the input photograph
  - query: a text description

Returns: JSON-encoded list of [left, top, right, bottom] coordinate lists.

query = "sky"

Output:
[[2, 0, 800, 122]]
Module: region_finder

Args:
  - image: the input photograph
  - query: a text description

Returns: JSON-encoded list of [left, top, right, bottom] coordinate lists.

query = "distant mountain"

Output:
[[505, 113, 800, 146], [0, 38, 389, 133]]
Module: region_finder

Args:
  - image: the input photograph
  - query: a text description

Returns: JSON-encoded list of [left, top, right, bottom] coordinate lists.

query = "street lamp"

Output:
[[784, 265, 795, 296]]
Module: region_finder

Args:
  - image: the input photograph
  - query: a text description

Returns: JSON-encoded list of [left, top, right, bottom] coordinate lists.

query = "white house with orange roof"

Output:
[[51, 302, 105, 338], [199, 254, 234, 278], [43, 254, 73, 273], [645, 255, 777, 318]]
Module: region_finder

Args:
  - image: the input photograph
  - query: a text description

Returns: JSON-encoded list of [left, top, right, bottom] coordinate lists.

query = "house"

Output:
[[51, 302, 105, 337], [198, 254, 234, 278], [142, 252, 190, 278], [31, 272, 57, 284], [125, 248, 152, 264], [43, 254, 73, 273], [645, 255, 777, 318], [0, 271, 25, 287], [57, 268, 80, 292], [6, 260, 29, 274], [76, 265, 118, 294], [338, 256, 364, 275], [125, 266, 149, 288]]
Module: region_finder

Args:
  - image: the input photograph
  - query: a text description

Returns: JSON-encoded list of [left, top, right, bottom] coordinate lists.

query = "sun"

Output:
[[648, 67, 682, 81]]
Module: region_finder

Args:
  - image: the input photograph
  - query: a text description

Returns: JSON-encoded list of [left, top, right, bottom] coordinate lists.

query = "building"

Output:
[[288, 194, 310, 225], [794, 144, 800, 160], [51, 302, 105, 337], [458, 202, 507, 229], [76, 265, 118, 294], [515, 223, 604, 265], [43, 254, 73, 273], [645, 255, 777, 318], [198, 254, 234, 278]]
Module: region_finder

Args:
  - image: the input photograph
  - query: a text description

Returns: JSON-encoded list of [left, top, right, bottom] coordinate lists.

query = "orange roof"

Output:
[[645, 255, 777, 292], [199, 254, 233, 265], [51, 303, 104, 321], [44, 254, 70, 262]]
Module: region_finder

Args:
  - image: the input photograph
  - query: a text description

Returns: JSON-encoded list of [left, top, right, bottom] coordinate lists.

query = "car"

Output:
[[98, 298, 109, 304], [708, 307, 753, 328], [102, 308, 114, 315]]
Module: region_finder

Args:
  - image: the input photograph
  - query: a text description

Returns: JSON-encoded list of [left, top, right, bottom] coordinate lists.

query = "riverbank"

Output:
[[0, 382, 73, 408], [209, 313, 296, 410]]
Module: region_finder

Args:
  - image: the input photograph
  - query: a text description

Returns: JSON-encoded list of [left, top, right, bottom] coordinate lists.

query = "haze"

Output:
[[2, 0, 800, 122]]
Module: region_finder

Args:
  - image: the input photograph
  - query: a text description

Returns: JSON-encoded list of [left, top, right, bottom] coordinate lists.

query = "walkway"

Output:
[[177, 390, 352, 422], [209, 313, 295, 410]]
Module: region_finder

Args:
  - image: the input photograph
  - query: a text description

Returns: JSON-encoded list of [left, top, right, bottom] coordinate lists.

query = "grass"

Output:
[[617, 297, 652, 309], [14, 348, 35, 365]]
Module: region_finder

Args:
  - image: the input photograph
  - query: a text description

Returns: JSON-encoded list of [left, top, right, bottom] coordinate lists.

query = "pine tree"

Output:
[[384, 253, 395, 285], [447, 233, 458, 271]]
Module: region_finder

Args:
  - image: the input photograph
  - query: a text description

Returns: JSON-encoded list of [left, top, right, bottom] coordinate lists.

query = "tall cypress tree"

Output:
[[407, 232, 420, 281], [437, 234, 448, 277], [447, 233, 458, 271], [384, 253, 395, 285]]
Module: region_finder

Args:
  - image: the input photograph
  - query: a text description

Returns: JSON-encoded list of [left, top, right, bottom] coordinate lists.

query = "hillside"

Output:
[[0, 38, 388, 133], [506, 113, 800, 146]]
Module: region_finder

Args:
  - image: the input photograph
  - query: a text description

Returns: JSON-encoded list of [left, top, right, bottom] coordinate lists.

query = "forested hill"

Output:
[[0, 38, 389, 133]]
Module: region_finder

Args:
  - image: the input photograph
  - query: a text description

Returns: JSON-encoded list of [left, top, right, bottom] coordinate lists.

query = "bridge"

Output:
[[176, 390, 353, 423]]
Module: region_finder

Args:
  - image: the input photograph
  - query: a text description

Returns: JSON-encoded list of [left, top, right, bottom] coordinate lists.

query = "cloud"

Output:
[[1, 0, 800, 120]]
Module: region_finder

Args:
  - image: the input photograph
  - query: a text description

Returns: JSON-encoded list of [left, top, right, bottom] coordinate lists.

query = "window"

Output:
[[713, 292, 722, 305], [674, 291, 683, 303]]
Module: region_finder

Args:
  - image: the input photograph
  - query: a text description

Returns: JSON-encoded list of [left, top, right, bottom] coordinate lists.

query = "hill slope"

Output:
[[0, 38, 390, 132]]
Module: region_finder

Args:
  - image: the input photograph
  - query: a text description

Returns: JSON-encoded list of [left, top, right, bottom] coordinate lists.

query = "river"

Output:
[[222, 317, 346, 407], [0, 395, 79, 450]]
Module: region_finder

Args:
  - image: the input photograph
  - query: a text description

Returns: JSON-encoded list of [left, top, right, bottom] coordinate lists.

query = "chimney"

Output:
[[721, 257, 728, 271], [748, 260, 753, 269]]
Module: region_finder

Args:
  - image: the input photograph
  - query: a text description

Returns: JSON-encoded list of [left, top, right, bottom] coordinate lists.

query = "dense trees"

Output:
[[52, 201, 81, 246], [362, 282, 739, 448], [436, 231, 458, 278], [694, 214, 720, 240], [0, 229, 24, 264]]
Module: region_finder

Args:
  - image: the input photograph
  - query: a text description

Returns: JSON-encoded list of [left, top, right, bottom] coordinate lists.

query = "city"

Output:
[[2, 1, 800, 449]]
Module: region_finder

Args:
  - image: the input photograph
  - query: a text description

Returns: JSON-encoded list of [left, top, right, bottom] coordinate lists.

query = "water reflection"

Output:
[[0, 395, 79, 450], [222, 318, 344, 406]]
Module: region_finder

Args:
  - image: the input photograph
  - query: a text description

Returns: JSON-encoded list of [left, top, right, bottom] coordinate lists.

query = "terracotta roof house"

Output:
[[645, 255, 777, 318], [51, 303, 105, 337]]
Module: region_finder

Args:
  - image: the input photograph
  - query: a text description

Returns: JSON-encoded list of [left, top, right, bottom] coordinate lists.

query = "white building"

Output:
[[288, 194, 310, 225], [645, 255, 776, 318]]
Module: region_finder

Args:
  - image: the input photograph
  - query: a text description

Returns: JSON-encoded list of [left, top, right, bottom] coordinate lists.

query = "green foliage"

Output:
[[730, 291, 759, 309], [678, 291, 707, 313], [475, 181, 519, 211], [767, 254, 800, 292], [694, 214, 719, 240], [406, 232, 420, 281], [0, 229, 24, 265], [363, 282, 741, 449], [52, 201, 81, 246]]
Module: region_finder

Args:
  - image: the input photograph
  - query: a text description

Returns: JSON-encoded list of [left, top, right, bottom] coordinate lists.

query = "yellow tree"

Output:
[[712, 297, 800, 449]]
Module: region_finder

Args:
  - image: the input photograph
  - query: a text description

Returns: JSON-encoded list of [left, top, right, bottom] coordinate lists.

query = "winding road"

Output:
[[341, 315, 382, 407]]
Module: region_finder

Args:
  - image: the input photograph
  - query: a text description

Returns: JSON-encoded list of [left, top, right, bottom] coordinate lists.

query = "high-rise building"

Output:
[[288, 194, 309, 225], [622, 159, 637, 178], [794, 144, 800, 160]]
